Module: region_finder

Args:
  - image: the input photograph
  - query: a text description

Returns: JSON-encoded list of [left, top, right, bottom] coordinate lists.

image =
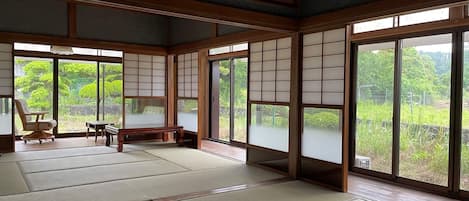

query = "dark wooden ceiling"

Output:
[[197, 0, 375, 17]]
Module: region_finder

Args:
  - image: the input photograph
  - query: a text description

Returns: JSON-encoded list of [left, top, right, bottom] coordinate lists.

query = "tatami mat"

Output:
[[19, 151, 157, 173], [25, 160, 187, 191], [185, 181, 361, 201], [0, 146, 115, 162], [145, 147, 241, 170], [0, 163, 29, 196], [0, 165, 284, 201]]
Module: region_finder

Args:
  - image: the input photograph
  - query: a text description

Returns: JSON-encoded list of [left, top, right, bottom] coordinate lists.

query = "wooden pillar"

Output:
[[288, 32, 301, 178], [342, 25, 352, 192], [197, 49, 209, 149], [167, 55, 176, 141]]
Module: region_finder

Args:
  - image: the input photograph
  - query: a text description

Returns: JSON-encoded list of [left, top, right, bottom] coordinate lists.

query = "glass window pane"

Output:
[[461, 31, 469, 190], [400, 34, 451, 186], [218, 60, 231, 142], [14, 57, 54, 136], [209, 46, 230, 55], [353, 17, 394, 34], [14, 43, 50, 52], [399, 8, 449, 26], [355, 42, 394, 173], [72, 47, 98, 56], [0, 98, 12, 135], [100, 62, 123, 125], [233, 58, 247, 143], [249, 104, 289, 152], [177, 99, 198, 132], [125, 98, 165, 127], [58, 60, 98, 133], [100, 50, 123, 58], [233, 43, 248, 52], [302, 108, 342, 164]]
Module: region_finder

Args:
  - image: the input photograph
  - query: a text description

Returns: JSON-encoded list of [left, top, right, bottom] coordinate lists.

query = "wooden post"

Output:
[[342, 25, 352, 192], [197, 49, 209, 149], [167, 55, 176, 141], [289, 32, 301, 178]]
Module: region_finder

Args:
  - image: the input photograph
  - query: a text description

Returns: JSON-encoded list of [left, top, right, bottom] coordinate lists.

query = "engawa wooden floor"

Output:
[[13, 137, 457, 201]]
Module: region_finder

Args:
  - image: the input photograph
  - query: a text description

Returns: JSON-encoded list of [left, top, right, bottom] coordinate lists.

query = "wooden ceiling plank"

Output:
[[74, 0, 298, 33]]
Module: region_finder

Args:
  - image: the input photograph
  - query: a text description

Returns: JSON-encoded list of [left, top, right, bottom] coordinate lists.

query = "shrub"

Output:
[[304, 111, 339, 130]]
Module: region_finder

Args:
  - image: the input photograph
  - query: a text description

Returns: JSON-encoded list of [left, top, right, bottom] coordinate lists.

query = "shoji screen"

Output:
[[177, 52, 198, 98], [301, 28, 346, 190], [248, 37, 291, 174], [176, 52, 198, 133], [123, 53, 166, 97], [302, 28, 345, 105], [249, 37, 291, 103], [0, 43, 12, 96], [0, 43, 13, 151]]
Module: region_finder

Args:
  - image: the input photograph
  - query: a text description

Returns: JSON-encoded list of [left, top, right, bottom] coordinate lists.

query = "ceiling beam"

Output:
[[168, 30, 289, 54], [0, 31, 167, 55], [74, 0, 298, 33], [300, 0, 467, 32]]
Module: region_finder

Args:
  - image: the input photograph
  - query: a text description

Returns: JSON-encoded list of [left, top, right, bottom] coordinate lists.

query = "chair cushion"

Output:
[[24, 120, 57, 131]]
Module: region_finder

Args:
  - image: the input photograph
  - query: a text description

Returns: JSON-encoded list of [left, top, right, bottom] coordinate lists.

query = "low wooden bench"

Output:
[[104, 125, 184, 152]]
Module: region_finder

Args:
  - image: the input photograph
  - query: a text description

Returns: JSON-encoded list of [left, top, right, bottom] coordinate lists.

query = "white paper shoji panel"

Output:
[[0, 43, 12, 96], [177, 52, 198, 98], [124, 53, 166, 97], [302, 28, 345, 105], [249, 37, 291, 102]]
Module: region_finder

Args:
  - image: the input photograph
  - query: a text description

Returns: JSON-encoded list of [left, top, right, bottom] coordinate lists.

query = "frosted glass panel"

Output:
[[249, 104, 289, 152], [124, 98, 165, 127], [0, 98, 12, 135], [177, 99, 198, 132], [302, 108, 342, 164]]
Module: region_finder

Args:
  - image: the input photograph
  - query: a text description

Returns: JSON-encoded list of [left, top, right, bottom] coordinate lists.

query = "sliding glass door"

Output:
[[399, 34, 451, 186], [99, 62, 123, 124], [14, 57, 122, 135], [14, 57, 54, 136], [210, 57, 247, 144], [353, 33, 453, 188], [58, 60, 97, 133], [59, 59, 123, 133], [354, 42, 395, 174]]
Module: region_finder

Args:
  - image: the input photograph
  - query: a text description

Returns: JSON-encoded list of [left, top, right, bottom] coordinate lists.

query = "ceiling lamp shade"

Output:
[[50, 45, 74, 55]]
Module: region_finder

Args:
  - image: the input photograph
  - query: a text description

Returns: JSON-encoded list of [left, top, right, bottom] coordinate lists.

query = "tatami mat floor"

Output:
[[0, 142, 364, 201], [4, 138, 457, 201]]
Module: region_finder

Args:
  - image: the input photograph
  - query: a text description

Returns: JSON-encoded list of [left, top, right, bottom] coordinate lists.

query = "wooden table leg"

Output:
[[177, 128, 184, 146], [117, 133, 124, 152], [94, 126, 98, 143], [105, 130, 111, 146]]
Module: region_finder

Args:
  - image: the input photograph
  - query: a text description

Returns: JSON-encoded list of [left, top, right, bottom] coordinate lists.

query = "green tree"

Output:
[[357, 47, 440, 103], [15, 61, 70, 110]]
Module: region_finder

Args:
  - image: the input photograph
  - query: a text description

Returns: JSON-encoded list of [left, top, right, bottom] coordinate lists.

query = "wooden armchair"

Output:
[[15, 99, 56, 144]]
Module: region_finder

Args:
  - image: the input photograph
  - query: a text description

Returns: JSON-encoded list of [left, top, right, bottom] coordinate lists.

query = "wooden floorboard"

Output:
[[348, 174, 457, 201], [201, 140, 246, 162]]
